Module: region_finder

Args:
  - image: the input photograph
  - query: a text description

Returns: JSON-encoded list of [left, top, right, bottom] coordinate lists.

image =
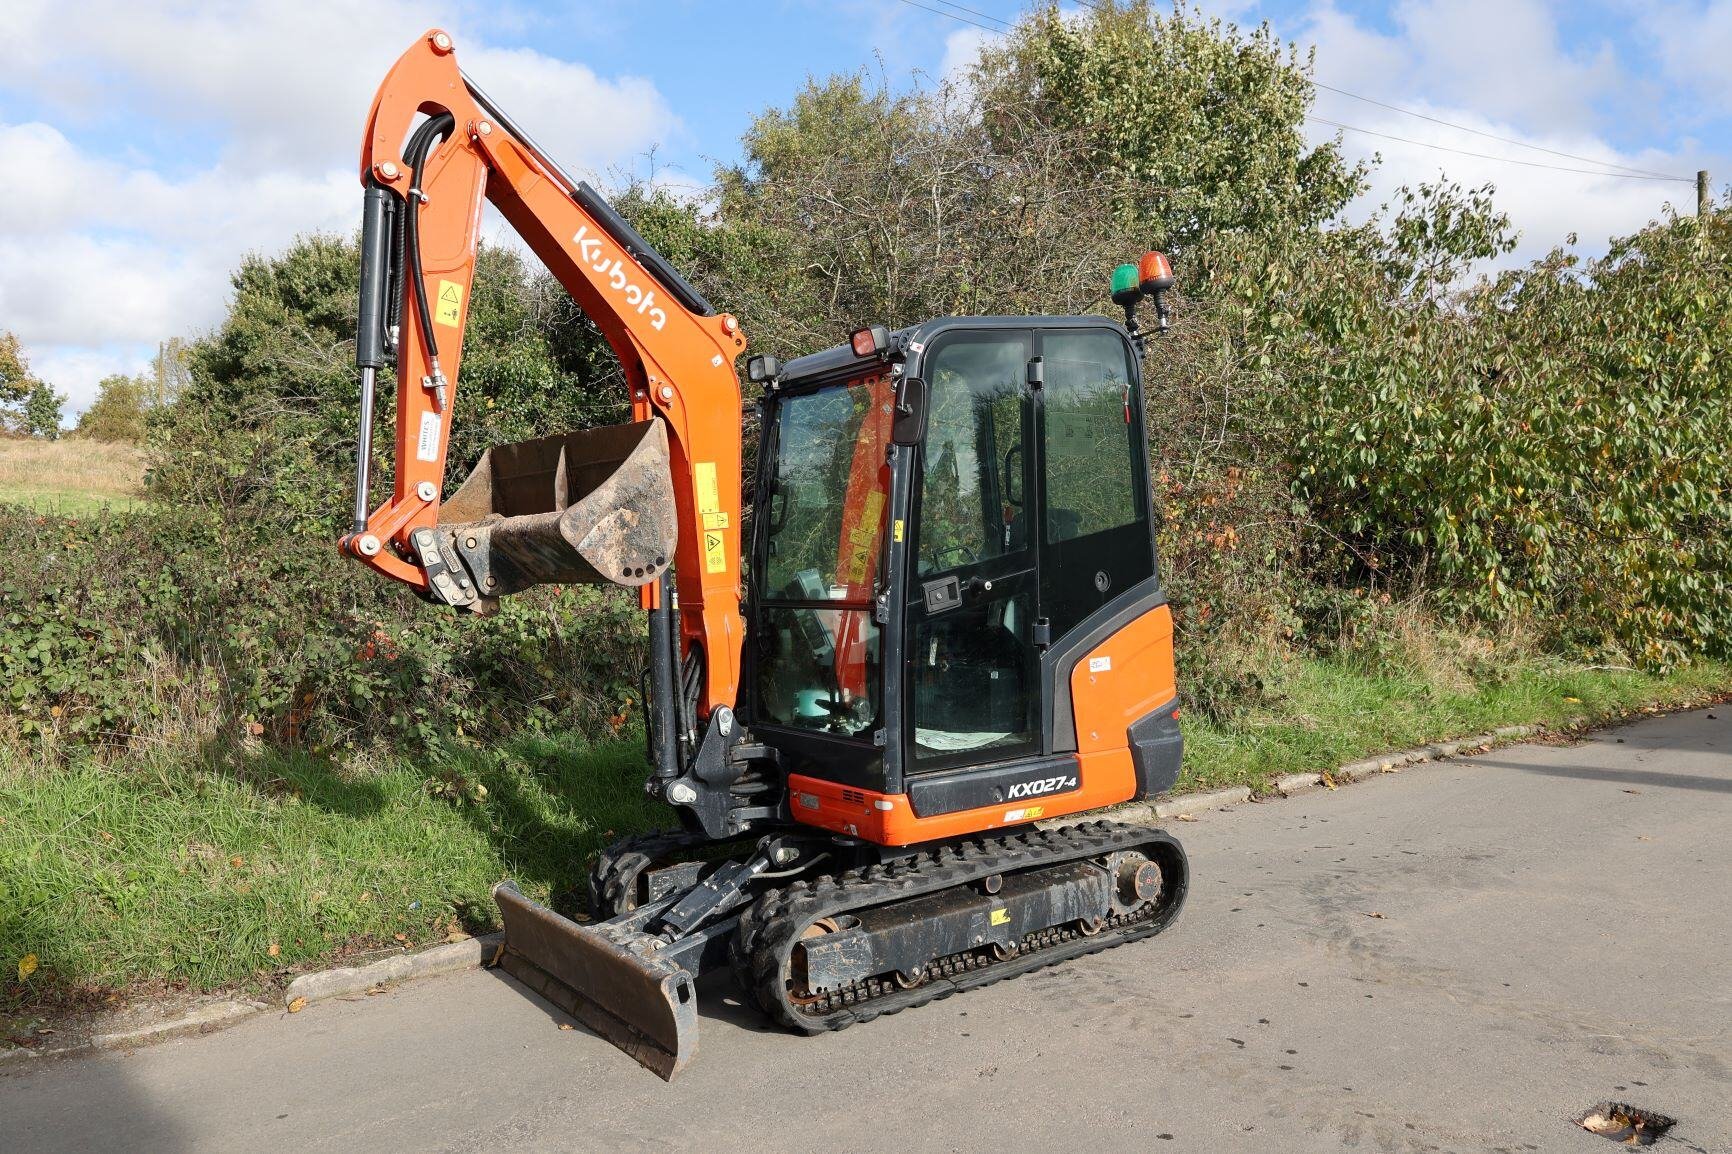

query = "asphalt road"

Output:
[[5, 709, 1729, 1153]]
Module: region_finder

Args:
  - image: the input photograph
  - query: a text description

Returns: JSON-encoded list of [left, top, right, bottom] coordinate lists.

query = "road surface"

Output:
[[5, 709, 1729, 1152]]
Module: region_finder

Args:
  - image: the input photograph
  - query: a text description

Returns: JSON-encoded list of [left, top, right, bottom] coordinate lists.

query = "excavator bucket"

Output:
[[492, 882, 699, 1080], [432, 420, 678, 605]]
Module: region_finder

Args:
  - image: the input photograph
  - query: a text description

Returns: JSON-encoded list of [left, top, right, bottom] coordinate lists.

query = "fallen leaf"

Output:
[[247, 722, 265, 737], [1636, 835, 1652, 842], [268, 942, 280, 957], [17, 954, 38, 981], [489, 941, 506, 967], [230, 856, 245, 868], [1363, 912, 1387, 919], [1175, 813, 1199, 822], [1562, 696, 1582, 703], [1321, 773, 1337, 790], [558, 1023, 575, 1031], [359, 891, 371, 902], [393, 933, 408, 943], [1622, 789, 1641, 795], [446, 930, 471, 943], [365, 985, 386, 996], [287, 996, 308, 1014]]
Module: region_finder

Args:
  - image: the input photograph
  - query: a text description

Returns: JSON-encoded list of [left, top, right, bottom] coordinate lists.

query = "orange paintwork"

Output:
[[828, 373, 895, 699], [787, 603, 1175, 845], [789, 747, 1134, 846], [338, 30, 746, 715], [1070, 603, 1176, 754]]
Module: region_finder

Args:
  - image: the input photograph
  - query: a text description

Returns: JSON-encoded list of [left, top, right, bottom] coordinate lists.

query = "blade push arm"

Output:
[[339, 29, 747, 716]]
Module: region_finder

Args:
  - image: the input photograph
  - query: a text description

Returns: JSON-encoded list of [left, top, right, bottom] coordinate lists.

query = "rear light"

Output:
[[850, 324, 890, 358]]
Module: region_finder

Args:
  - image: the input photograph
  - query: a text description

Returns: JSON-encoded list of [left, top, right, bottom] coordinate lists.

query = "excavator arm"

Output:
[[339, 28, 745, 717]]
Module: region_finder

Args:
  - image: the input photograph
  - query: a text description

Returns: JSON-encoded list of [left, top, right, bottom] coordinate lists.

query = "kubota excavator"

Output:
[[340, 29, 1189, 1079]]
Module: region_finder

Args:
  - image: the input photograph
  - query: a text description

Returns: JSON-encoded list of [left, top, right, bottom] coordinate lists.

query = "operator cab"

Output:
[[744, 317, 1170, 829]]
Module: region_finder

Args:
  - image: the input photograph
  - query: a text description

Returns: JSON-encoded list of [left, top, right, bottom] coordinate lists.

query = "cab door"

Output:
[[902, 329, 1042, 770]]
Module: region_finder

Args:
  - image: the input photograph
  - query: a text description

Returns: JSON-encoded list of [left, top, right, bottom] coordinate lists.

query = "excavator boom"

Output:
[[342, 28, 745, 716]]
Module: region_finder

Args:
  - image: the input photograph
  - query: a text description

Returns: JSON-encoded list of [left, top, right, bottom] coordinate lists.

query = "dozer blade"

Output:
[[431, 420, 678, 607], [492, 881, 699, 1080]]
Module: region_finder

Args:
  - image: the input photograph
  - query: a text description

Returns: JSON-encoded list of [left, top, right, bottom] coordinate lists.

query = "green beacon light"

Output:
[[1110, 262, 1142, 309]]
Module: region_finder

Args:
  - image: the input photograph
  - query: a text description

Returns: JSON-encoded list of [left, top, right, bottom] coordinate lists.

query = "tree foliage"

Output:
[[976, 1, 1367, 247], [76, 374, 149, 443], [0, 330, 63, 438]]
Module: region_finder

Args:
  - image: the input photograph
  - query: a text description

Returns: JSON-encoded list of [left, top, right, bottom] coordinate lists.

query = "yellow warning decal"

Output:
[[842, 489, 885, 585], [434, 280, 463, 327], [990, 908, 1010, 926], [694, 462, 721, 515], [893, 518, 904, 543], [697, 463, 726, 572]]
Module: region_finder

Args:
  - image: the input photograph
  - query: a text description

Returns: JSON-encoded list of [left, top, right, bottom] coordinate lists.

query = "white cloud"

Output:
[[1642, 1, 1732, 107], [1299, 0, 1710, 269], [938, 26, 1001, 84], [0, 1, 681, 417]]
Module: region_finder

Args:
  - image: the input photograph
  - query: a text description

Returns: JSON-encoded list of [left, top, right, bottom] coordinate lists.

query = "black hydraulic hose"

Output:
[[401, 113, 455, 365]]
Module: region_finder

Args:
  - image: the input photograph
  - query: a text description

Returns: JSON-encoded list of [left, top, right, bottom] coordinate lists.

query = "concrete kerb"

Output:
[[0, 1000, 269, 1067], [283, 932, 504, 1010]]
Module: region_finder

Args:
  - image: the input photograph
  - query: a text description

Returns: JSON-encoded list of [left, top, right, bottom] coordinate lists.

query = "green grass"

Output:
[[1, 738, 667, 1004], [0, 438, 147, 518], [1179, 657, 1732, 794], [2, 658, 1726, 1006], [0, 486, 142, 516]]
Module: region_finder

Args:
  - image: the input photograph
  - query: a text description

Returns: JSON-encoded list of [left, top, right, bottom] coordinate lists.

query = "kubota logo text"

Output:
[[1007, 775, 1078, 799], [573, 225, 667, 331]]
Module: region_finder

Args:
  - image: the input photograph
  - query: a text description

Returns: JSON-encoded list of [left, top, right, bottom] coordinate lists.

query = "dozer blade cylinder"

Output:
[[492, 882, 699, 1080]]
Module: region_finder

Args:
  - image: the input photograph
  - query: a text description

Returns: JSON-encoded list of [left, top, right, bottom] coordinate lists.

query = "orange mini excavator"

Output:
[[341, 30, 1188, 1079]]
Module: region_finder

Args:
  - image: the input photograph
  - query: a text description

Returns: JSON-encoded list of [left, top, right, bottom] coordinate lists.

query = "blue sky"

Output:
[[2, 1, 1727, 415]]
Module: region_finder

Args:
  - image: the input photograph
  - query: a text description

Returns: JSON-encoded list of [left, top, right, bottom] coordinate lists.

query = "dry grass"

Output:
[[0, 437, 147, 514]]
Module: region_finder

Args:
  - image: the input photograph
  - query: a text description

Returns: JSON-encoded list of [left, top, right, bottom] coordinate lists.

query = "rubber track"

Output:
[[736, 820, 1186, 1035], [585, 829, 713, 919]]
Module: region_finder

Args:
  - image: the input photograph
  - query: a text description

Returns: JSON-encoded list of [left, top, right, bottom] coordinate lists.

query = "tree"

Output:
[[974, 1, 1367, 249], [76, 374, 149, 443], [23, 381, 65, 438], [0, 331, 29, 411]]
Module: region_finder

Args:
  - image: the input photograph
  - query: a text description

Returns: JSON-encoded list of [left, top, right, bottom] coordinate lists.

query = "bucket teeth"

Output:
[[492, 882, 698, 1080]]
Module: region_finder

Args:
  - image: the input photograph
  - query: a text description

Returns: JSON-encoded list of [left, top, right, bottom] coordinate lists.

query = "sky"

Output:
[[1, 0, 1726, 418]]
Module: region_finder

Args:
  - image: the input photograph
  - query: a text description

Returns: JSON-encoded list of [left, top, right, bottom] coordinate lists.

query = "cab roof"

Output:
[[777, 314, 1133, 391]]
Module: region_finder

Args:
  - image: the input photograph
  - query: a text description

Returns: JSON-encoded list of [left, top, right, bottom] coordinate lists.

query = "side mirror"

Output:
[[892, 375, 928, 445]]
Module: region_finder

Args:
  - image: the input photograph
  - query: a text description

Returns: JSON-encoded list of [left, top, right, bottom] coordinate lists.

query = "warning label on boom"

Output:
[[434, 280, 463, 328], [703, 530, 726, 574]]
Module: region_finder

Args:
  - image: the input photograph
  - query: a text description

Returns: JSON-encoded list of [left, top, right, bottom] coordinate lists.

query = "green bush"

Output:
[[0, 505, 643, 756]]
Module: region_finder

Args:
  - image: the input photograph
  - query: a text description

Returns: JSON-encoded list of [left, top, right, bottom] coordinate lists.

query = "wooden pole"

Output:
[[1699, 170, 1710, 216]]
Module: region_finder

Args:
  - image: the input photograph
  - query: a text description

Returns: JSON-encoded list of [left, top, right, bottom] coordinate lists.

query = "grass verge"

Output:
[[1180, 657, 1731, 793], [2, 657, 1726, 1010], [0, 437, 146, 515]]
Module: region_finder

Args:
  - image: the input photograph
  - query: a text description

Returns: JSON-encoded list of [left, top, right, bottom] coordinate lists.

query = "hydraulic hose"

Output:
[[401, 113, 455, 372]]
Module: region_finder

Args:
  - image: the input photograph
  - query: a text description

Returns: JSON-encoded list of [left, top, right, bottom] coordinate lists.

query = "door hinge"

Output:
[[1033, 618, 1051, 648], [1027, 356, 1044, 388], [873, 728, 887, 748]]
